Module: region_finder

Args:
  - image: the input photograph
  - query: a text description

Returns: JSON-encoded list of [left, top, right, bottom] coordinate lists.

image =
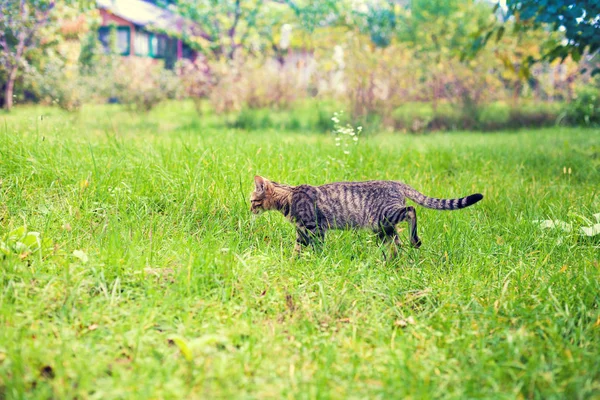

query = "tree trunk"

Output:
[[4, 66, 18, 111]]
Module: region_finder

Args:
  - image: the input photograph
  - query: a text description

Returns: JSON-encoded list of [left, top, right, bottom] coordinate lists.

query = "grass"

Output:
[[1, 101, 599, 399]]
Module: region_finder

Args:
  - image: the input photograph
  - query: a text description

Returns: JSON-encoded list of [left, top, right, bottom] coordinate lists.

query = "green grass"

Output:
[[1, 102, 599, 399]]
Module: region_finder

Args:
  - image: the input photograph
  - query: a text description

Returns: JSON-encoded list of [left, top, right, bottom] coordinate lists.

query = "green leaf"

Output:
[[21, 232, 42, 250], [6, 226, 26, 242]]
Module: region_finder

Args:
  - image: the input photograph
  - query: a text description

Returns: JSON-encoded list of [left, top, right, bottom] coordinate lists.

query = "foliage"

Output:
[[390, 101, 563, 132], [175, 0, 295, 61], [33, 55, 91, 112], [564, 85, 600, 126], [474, 1, 600, 74], [0, 1, 96, 110], [199, 55, 310, 115], [0, 0, 57, 110], [0, 104, 599, 398], [109, 59, 181, 112], [176, 58, 212, 113], [78, 30, 102, 74]]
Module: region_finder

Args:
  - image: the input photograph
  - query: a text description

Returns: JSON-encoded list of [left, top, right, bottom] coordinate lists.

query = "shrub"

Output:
[[229, 108, 273, 130], [205, 56, 311, 115], [177, 58, 212, 114], [392, 103, 464, 132], [429, 104, 466, 131], [507, 102, 561, 129], [477, 102, 511, 130], [390, 100, 562, 132], [392, 103, 434, 132], [33, 57, 93, 112], [564, 86, 600, 126], [110, 58, 181, 112]]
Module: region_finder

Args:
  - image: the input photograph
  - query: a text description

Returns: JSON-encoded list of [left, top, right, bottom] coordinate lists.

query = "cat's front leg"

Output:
[[294, 226, 314, 254], [294, 225, 324, 255], [294, 227, 311, 255]]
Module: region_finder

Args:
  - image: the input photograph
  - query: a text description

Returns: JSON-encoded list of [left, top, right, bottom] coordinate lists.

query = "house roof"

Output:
[[97, 0, 186, 32]]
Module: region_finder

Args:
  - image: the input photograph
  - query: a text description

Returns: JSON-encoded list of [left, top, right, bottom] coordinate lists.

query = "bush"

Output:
[[229, 108, 273, 130], [506, 102, 561, 129], [110, 58, 181, 112], [477, 102, 511, 129], [564, 86, 600, 126], [392, 103, 434, 132], [33, 57, 93, 112], [390, 101, 562, 132], [204, 56, 311, 115], [392, 103, 463, 132], [177, 58, 212, 114]]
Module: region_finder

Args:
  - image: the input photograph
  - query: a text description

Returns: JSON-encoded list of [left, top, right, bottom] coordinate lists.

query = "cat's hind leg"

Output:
[[400, 206, 421, 248], [377, 224, 401, 259]]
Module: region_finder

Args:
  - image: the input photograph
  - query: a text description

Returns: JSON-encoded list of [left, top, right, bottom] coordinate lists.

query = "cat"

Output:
[[250, 175, 483, 256]]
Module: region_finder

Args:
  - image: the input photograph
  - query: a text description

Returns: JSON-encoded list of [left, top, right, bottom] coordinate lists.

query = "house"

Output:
[[96, 0, 196, 68]]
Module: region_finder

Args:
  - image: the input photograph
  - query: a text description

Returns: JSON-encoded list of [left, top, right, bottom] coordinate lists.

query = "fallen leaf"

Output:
[[88, 324, 98, 331]]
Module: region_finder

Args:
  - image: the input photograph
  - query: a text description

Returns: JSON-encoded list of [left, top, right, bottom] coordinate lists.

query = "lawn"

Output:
[[1, 102, 599, 399]]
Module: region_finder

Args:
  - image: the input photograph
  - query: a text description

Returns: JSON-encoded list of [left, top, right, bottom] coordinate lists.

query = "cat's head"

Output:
[[250, 175, 274, 214]]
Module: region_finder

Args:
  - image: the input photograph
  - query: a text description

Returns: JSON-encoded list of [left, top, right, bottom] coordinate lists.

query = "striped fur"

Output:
[[250, 176, 483, 255]]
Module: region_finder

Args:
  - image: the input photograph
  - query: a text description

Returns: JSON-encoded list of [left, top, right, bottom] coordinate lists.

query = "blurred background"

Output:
[[1, 0, 599, 132]]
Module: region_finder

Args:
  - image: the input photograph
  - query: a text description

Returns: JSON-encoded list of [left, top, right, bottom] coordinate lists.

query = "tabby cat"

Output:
[[250, 176, 483, 256]]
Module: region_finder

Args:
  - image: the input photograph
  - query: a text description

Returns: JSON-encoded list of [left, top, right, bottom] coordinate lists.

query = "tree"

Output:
[[0, 0, 57, 110], [175, 0, 270, 61], [393, 0, 492, 110], [174, 0, 347, 61], [475, 1, 600, 74]]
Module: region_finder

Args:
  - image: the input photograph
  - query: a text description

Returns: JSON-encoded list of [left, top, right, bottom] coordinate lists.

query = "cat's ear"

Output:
[[254, 175, 267, 193]]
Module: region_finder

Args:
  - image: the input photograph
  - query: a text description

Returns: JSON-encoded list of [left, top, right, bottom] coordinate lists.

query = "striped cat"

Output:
[[250, 176, 483, 256]]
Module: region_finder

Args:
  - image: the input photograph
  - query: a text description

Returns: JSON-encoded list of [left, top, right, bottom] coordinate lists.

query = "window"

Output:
[[134, 31, 150, 56], [182, 42, 195, 60], [149, 34, 167, 58], [98, 26, 130, 56]]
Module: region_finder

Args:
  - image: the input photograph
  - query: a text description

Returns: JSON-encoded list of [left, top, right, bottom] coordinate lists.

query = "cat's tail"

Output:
[[400, 184, 483, 210]]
